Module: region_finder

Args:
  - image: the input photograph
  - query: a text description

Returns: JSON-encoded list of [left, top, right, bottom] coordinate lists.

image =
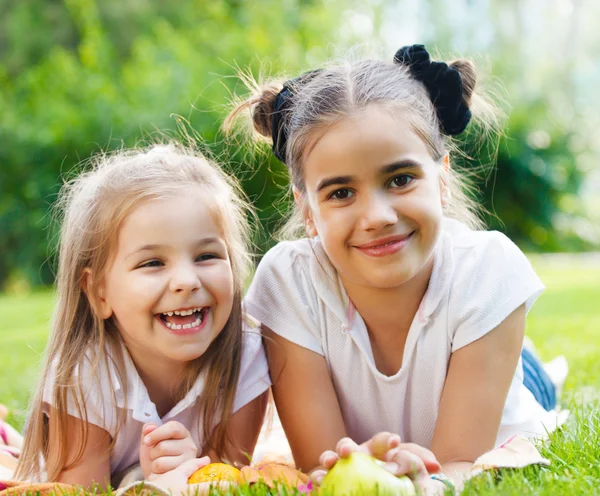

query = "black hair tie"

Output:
[[271, 70, 322, 164], [271, 86, 292, 163], [394, 44, 472, 135]]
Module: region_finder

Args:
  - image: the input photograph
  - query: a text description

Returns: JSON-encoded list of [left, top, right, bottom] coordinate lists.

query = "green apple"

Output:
[[321, 452, 416, 495]]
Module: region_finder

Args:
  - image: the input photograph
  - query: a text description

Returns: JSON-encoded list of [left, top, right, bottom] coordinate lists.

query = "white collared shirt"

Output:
[[245, 218, 563, 449], [43, 317, 271, 479]]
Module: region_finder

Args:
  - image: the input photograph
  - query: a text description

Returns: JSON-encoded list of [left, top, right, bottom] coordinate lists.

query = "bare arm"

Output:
[[430, 304, 526, 488], [263, 325, 347, 472], [47, 408, 111, 489]]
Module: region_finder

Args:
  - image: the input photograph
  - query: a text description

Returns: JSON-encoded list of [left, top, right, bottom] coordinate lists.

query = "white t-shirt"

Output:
[[245, 218, 563, 449], [43, 316, 271, 481]]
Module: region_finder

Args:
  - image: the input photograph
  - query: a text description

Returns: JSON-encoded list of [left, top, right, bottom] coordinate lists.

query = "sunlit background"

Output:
[[1, 0, 599, 289], [1, 6, 599, 494]]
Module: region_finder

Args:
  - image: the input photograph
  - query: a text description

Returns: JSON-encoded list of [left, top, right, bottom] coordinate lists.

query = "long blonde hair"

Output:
[[17, 143, 254, 481], [224, 49, 503, 237]]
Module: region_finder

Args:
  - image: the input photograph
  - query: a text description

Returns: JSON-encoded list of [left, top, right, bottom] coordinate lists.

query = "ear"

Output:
[[439, 153, 452, 207], [81, 268, 113, 320], [293, 186, 318, 238]]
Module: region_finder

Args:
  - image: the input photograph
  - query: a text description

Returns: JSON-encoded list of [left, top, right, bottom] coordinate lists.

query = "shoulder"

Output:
[[255, 238, 314, 274], [443, 219, 534, 281], [44, 347, 118, 397], [445, 218, 520, 254], [43, 345, 123, 433], [440, 220, 544, 351], [244, 239, 330, 355], [246, 238, 323, 313]]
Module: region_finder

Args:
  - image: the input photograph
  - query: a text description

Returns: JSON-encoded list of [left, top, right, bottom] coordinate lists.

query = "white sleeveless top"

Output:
[[43, 317, 270, 480], [245, 218, 563, 449]]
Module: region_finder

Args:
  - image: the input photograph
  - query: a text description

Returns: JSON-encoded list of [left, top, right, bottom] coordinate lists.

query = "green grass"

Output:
[[0, 290, 54, 427], [1, 256, 599, 494]]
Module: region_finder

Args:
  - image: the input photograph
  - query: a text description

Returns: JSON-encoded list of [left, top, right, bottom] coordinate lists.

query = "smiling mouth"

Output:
[[158, 307, 208, 331], [354, 231, 415, 257]]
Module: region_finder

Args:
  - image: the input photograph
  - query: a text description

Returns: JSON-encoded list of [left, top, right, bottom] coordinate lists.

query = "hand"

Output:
[[140, 421, 198, 479], [313, 432, 441, 493], [149, 456, 234, 495]]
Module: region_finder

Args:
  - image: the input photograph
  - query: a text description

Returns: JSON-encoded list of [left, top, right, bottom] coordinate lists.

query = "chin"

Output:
[[169, 345, 212, 363], [366, 276, 410, 290], [364, 266, 417, 289], [169, 353, 204, 364]]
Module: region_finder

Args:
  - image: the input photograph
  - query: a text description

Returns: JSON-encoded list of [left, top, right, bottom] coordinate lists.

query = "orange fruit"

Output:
[[188, 463, 241, 484]]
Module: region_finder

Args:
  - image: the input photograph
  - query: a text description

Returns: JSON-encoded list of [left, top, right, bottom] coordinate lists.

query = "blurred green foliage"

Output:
[[483, 104, 588, 252], [0, 0, 595, 288], [0, 0, 344, 286]]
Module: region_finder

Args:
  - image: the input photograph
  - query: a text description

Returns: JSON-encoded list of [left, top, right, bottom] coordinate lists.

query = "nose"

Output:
[[169, 261, 201, 294], [359, 192, 398, 231]]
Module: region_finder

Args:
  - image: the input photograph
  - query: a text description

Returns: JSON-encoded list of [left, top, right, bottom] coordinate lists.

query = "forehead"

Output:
[[116, 193, 223, 251], [302, 105, 435, 182]]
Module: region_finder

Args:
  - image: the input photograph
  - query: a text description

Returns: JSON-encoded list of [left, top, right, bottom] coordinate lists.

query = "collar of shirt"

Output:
[[102, 344, 206, 424]]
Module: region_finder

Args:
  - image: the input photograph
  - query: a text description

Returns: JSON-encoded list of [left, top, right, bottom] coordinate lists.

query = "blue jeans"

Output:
[[521, 348, 557, 411]]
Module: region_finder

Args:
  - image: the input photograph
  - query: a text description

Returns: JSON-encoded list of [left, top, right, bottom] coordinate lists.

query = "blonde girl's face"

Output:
[[299, 104, 450, 291], [96, 193, 234, 368]]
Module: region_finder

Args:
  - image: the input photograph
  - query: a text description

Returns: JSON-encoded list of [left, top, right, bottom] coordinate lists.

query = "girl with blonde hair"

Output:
[[16, 143, 270, 492]]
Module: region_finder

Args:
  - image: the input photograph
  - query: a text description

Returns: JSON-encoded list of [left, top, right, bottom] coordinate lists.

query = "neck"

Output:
[[126, 346, 187, 418], [342, 256, 434, 339]]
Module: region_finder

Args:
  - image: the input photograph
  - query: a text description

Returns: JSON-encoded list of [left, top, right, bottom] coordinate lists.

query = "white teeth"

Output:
[[164, 307, 203, 317], [163, 310, 204, 330]]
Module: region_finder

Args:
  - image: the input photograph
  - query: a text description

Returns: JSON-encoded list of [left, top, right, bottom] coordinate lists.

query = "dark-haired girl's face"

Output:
[[298, 104, 449, 291]]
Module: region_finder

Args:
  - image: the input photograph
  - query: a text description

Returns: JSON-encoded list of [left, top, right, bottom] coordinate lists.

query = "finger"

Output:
[[151, 455, 189, 475], [335, 437, 361, 458], [149, 439, 196, 460], [140, 424, 159, 478], [390, 443, 440, 473], [319, 450, 339, 469], [364, 432, 401, 459], [385, 449, 428, 479], [309, 469, 327, 486], [141, 423, 159, 451], [179, 456, 212, 477], [144, 421, 190, 446], [142, 423, 159, 438]]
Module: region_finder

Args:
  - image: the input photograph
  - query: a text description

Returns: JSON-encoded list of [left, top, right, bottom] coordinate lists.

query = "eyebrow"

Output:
[[315, 159, 423, 193], [125, 237, 222, 259]]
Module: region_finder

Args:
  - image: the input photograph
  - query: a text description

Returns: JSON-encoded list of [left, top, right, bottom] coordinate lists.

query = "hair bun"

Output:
[[251, 84, 281, 139], [394, 44, 472, 135], [449, 59, 476, 108]]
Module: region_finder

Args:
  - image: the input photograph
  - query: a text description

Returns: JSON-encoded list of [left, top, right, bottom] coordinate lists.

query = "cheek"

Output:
[[413, 182, 444, 220], [206, 264, 234, 302], [106, 270, 158, 313], [314, 206, 353, 241]]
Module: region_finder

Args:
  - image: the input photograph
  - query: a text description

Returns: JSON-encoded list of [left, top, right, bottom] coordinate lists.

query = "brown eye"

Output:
[[390, 175, 413, 188], [329, 188, 355, 200], [196, 253, 218, 262], [139, 260, 163, 268]]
